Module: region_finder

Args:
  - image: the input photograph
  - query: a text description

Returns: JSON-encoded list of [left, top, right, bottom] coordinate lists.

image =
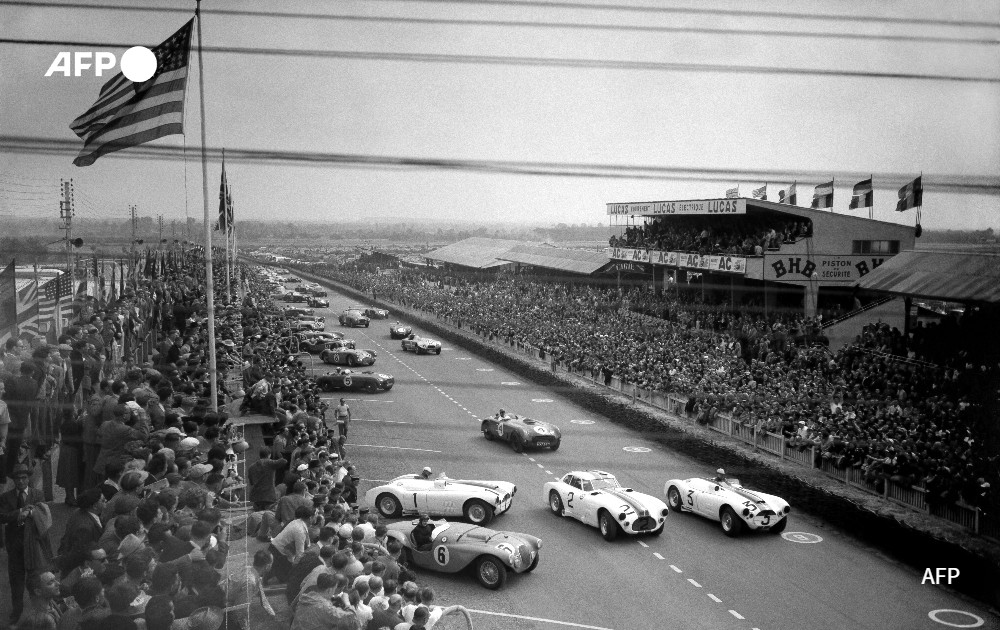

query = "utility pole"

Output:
[[59, 179, 74, 337]]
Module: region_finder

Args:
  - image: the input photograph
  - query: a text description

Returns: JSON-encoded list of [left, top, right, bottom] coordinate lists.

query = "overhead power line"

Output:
[[2, 37, 996, 83], [4, 0, 998, 30], [2, 134, 997, 194], [0, 1, 994, 45]]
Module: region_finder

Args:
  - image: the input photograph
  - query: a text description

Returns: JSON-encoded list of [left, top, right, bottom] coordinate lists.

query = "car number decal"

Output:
[[496, 423, 504, 438], [434, 545, 450, 566], [343, 376, 352, 386], [686, 489, 694, 506], [567, 491, 574, 508], [442, 500, 455, 511], [333, 353, 340, 362]]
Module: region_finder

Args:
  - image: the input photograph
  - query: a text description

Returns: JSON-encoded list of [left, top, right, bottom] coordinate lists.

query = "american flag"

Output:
[[725, 186, 739, 199], [39, 273, 73, 322], [752, 185, 767, 200], [70, 19, 193, 167]]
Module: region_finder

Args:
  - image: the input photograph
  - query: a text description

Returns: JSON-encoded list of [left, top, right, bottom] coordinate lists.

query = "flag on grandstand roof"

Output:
[[70, 19, 194, 167], [787, 182, 798, 205], [752, 184, 767, 200], [811, 180, 834, 209], [218, 149, 233, 232], [849, 178, 874, 210], [725, 186, 739, 199], [895, 176, 923, 211], [0, 260, 15, 337]]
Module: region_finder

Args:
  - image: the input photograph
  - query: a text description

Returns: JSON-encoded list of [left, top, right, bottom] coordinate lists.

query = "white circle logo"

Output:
[[570, 419, 595, 425], [781, 532, 823, 544], [120, 46, 157, 82], [623, 446, 651, 453], [927, 610, 984, 628]]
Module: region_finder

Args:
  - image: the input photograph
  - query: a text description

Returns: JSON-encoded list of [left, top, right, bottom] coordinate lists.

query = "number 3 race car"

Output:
[[316, 368, 393, 393], [320, 347, 376, 367], [366, 474, 516, 526], [481, 413, 561, 452], [386, 519, 540, 589], [401, 333, 442, 355], [664, 472, 790, 537], [544, 470, 668, 541]]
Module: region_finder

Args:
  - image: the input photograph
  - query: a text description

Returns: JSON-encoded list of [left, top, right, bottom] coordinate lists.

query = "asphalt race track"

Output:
[[288, 278, 999, 630]]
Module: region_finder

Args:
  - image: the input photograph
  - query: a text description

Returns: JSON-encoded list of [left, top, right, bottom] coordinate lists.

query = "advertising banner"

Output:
[[764, 254, 888, 283], [608, 247, 650, 263], [607, 198, 746, 216]]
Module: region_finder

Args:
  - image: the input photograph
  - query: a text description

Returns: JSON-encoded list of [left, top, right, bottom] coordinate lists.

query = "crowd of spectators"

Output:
[[0, 254, 466, 630], [329, 264, 998, 513], [608, 217, 812, 256]]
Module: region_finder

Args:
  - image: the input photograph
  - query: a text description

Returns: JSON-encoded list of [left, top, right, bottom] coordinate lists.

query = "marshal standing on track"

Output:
[[334, 398, 351, 437]]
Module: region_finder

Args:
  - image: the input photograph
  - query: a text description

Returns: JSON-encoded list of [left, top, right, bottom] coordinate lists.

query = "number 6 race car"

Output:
[[664, 471, 790, 537], [366, 474, 516, 526], [481, 412, 561, 452], [386, 519, 540, 589], [543, 470, 668, 541]]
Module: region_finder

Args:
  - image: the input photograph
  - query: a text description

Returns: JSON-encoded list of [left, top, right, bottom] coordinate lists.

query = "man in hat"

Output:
[[0, 463, 47, 623], [411, 514, 434, 551]]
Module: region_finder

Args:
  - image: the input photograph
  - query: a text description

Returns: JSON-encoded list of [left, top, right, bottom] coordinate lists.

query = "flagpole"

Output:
[[869, 174, 873, 220], [195, 0, 219, 413]]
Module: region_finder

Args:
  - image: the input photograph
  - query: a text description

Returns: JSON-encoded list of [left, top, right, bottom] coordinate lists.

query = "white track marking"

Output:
[[545, 470, 553, 474], [636, 541, 648, 548], [729, 611, 745, 620], [537, 464, 545, 469], [347, 444, 442, 453], [528, 458, 536, 462], [670, 565, 681, 573], [653, 552, 665, 560], [462, 609, 617, 630], [708, 594, 722, 603], [687, 579, 702, 588], [357, 419, 412, 424]]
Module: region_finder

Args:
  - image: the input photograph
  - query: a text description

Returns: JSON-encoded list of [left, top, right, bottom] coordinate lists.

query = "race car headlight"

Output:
[[618, 512, 626, 521], [661, 508, 669, 516], [536, 539, 541, 550], [784, 506, 791, 514], [742, 508, 750, 517]]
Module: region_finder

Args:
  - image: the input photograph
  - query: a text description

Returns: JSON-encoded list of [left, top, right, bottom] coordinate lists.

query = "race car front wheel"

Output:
[[720, 506, 743, 537], [463, 499, 494, 526], [510, 435, 525, 453], [548, 491, 563, 516], [376, 493, 402, 518], [474, 555, 507, 590], [599, 510, 619, 542], [482, 422, 494, 441], [666, 486, 683, 512], [435, 348, 441, 355], [549, 439, 560, 451]]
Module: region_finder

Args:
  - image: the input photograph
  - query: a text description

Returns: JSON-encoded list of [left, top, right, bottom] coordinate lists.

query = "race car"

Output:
[[306, 297, 329, 308], [366, 474, 516, 526], [481, 412, 561, 452], [386, 519, 540, 589], [664, 471, 790, 537], [401, 333, 442, 355], [320, 347, 376, 367], [308, 288, 328, 297], [284, 292, 308, 303], [298, 333, 355, 353], [544, 470, 668, 541], [360, 306, 389, 319], [281, 307, 314, 317], [389, 322, 412, 340], [285, 276, 301, 283], [339, 308, 370, 328], [293, 318, 325, 332], [316, 368, 393, 393]]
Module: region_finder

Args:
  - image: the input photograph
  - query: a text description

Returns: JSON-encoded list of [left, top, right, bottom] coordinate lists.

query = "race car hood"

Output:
[[449, 479, 516, 497], [598, 488, 652, 517], [719, 482, 784, 511], [508, 417, 560, 437]]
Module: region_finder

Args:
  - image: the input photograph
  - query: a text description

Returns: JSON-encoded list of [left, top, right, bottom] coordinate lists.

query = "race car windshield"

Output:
[[590, 478, 620, 490]]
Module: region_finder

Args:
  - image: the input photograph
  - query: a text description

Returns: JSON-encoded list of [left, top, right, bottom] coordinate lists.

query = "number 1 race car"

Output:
[[320, 347, 376, 367], [544, 470, 668, 541], [664, 473, 790, 537], [366, 474, 516, 526], [389, 322, 413, 340], [386, 519, 540, 589], [401, 333, 442, 355], [481, 413, 561, 452], [316, 368, 394, 393]]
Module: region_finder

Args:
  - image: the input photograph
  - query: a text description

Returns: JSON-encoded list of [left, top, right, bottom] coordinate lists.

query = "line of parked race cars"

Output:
[[265, 269, 792, 591]]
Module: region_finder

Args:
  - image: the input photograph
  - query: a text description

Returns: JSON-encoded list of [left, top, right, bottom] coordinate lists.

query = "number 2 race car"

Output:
[[366, 474, 516, 526], [481, 413, 561, 452], [316, 368, 393, 393], [386, 519, 540, 589], [664, 472, 790, 537], [544, 470, 668, 541]]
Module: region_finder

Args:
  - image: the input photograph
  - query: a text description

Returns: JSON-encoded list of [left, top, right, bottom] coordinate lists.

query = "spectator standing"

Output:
[[334, 398, 351, 437], [1, 464, 50, 624]]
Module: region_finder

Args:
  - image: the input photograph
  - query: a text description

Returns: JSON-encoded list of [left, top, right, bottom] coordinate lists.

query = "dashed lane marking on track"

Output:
[[528, 457, 535, 462], [708, 594, 722, 603], [687, 579, 702, 588], [545, 470, 552, 474], [570, 419, 595, 424], [653, 553, 665, 560], [670, 565, 681, 573], [476, 368, 494, 372], [342, 399, 395, 402], [501, 381, 521, 386], [531, 398, 554, 402], [623, 446, 651, 453], [636, 541, 648, 548], [357, 419, 413, 424], [729, 611, 745, 620], [536, 464, 544, 469]]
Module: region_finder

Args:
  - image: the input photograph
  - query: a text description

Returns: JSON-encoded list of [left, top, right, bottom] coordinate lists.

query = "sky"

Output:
[[1, 0, 998, 234]]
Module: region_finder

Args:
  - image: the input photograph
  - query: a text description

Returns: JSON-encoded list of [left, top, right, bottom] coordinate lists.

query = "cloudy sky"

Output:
[[1, 0, 998, 232]]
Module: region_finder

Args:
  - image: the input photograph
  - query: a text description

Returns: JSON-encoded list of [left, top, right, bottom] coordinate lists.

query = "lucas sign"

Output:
[[607, 198, 746, 216]]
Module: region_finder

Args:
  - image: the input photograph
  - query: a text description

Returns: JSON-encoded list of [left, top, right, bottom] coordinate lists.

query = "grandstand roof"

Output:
[[856, 250, 1000, 303], [498, 244, 611, 275], [425, 237, 527, 269]]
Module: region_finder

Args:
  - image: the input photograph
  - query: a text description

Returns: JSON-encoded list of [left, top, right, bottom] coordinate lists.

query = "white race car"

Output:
[[543, 470, 668, 541], [366, 474, 516, 526], [664, 471, 790, 537]]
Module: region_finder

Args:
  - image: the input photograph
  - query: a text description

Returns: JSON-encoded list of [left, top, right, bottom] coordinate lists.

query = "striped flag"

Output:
[[16, 280, 39, 338], [895, 176, 923, 211], [725, 186, 739, 199], [0, 260, 15, 335], [70, 19, 194, 167], [849, 178, 873, 210], [810, 180, 834, 209], [787, 182, 798, 205], [39, 273, 73, 322], [751, 184, 767, 200]]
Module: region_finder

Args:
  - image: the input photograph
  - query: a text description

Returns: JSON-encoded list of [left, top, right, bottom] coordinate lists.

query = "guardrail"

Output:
[[295, 267, 993, 541]]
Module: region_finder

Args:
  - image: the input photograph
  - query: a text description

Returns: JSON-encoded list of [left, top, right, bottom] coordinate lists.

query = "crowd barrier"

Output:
[[427, 312, 992, 540], [288, 266, 993, 541]]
